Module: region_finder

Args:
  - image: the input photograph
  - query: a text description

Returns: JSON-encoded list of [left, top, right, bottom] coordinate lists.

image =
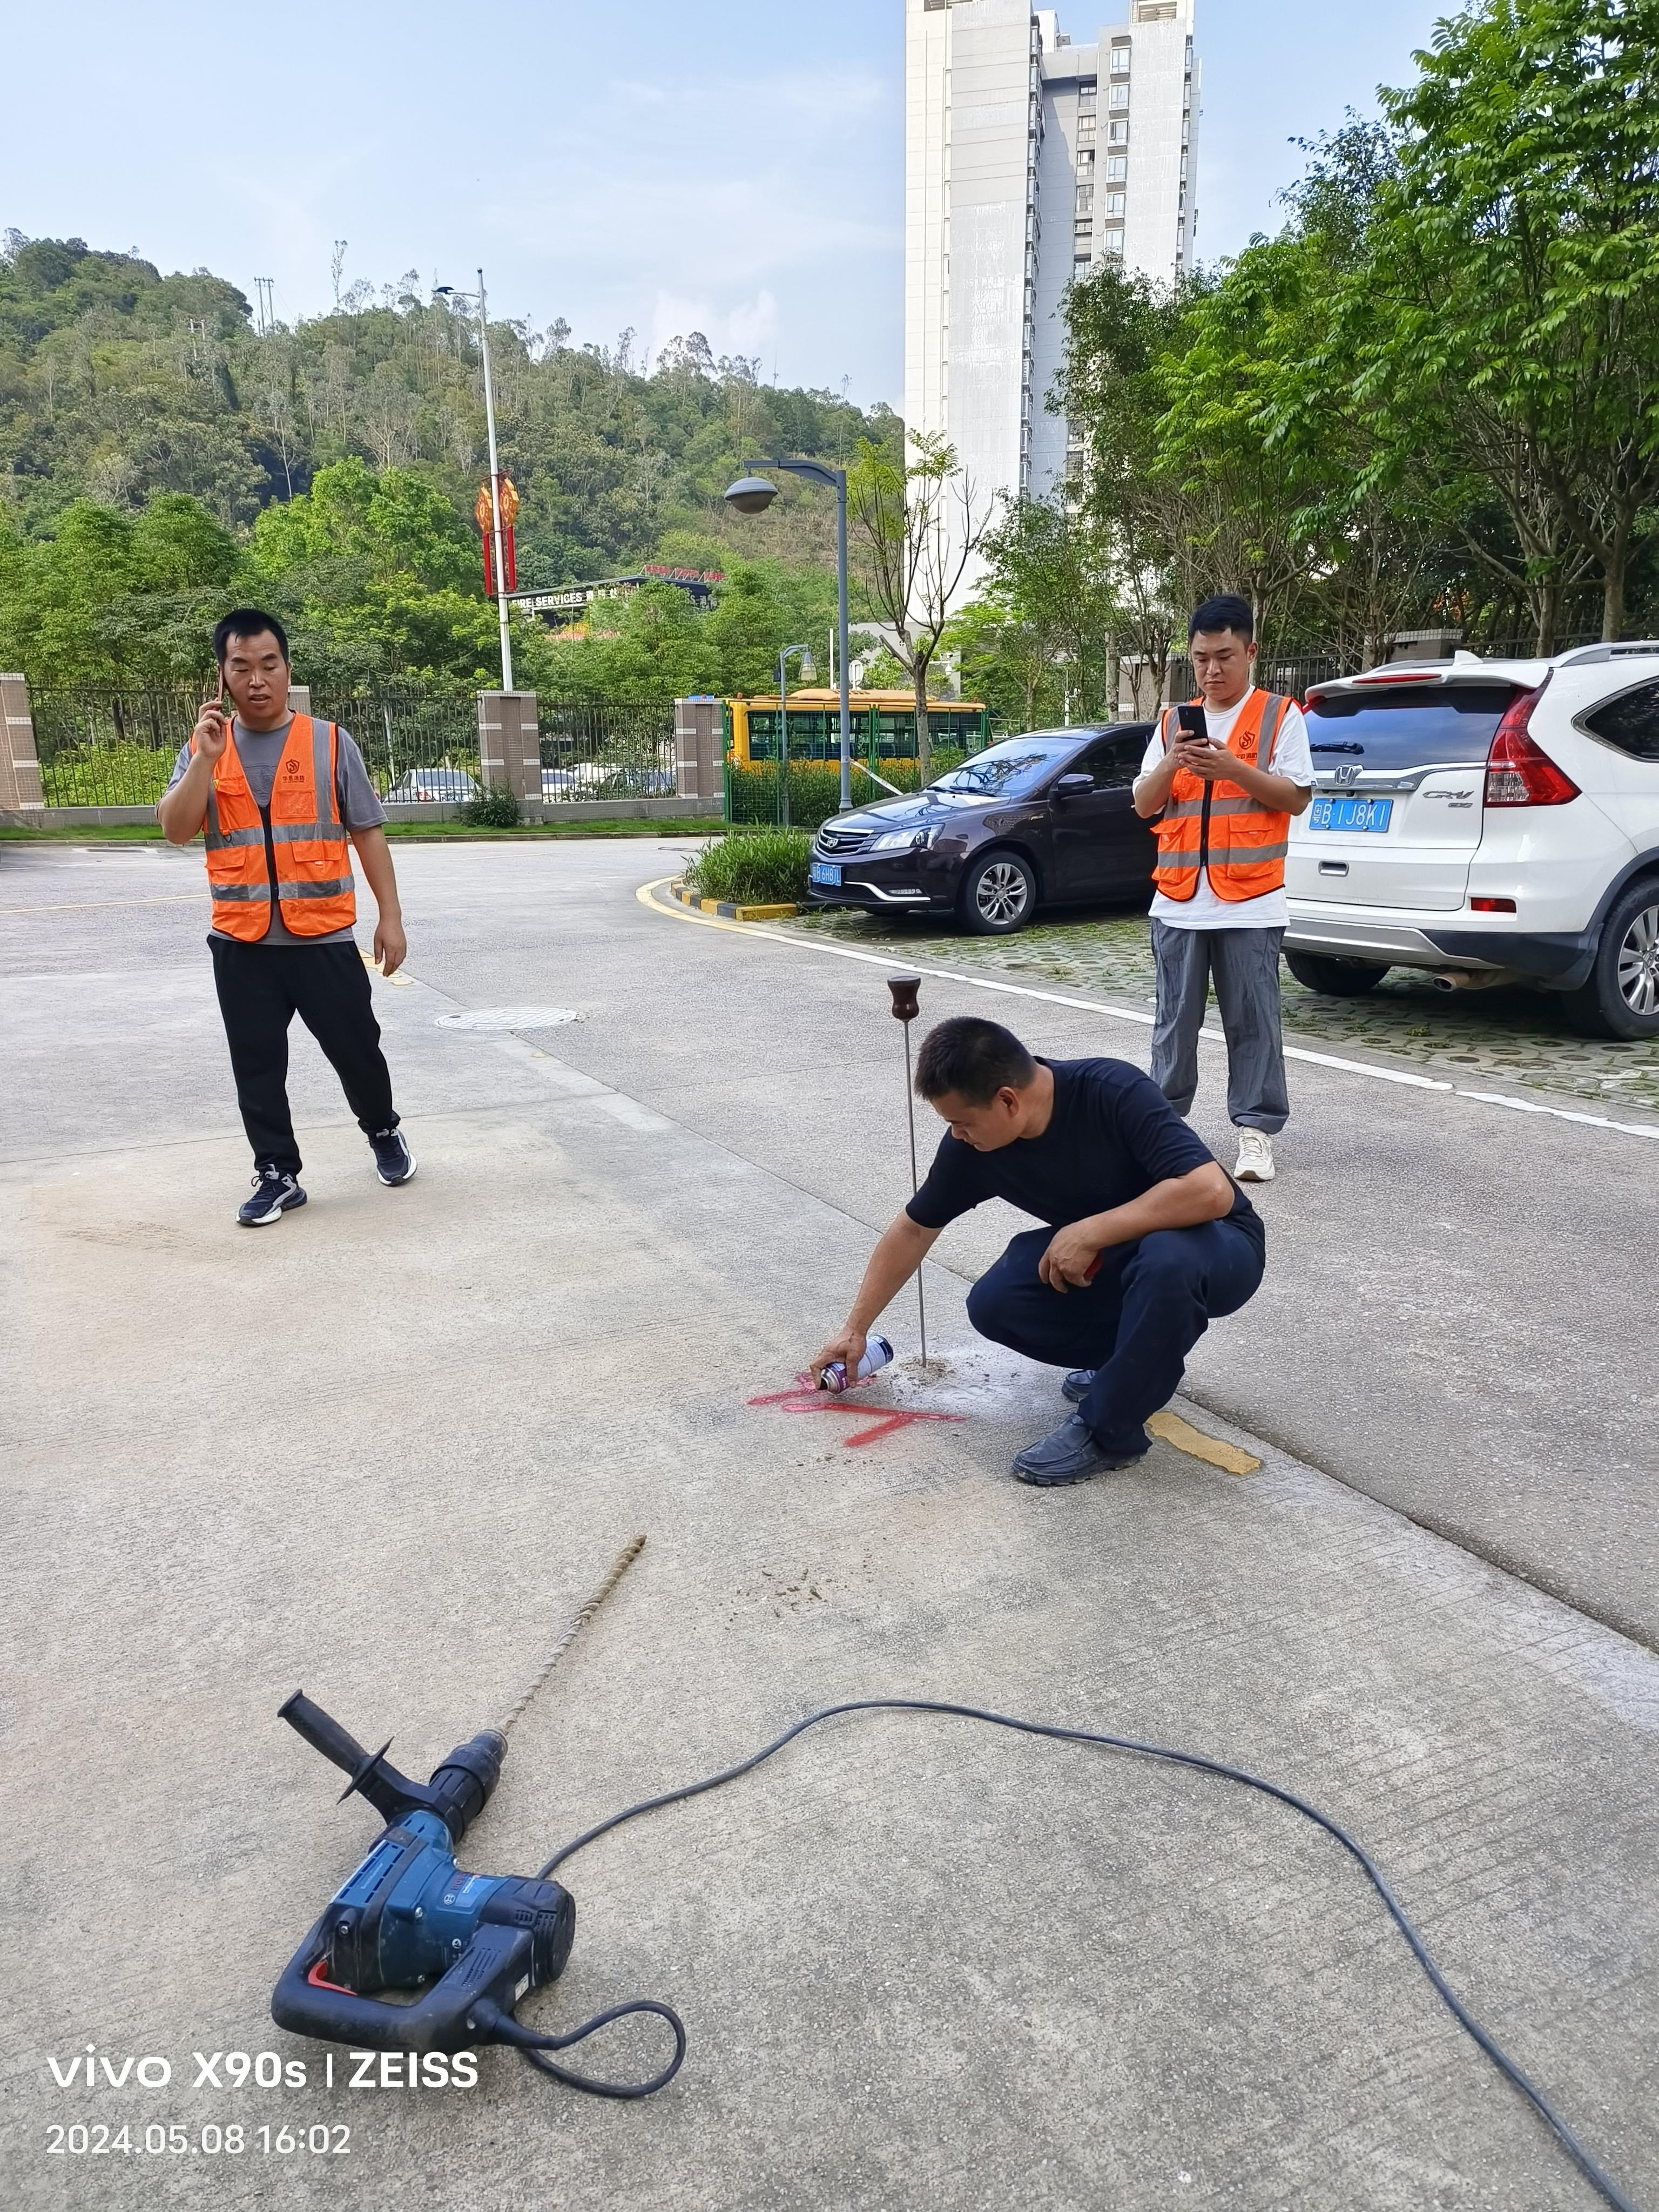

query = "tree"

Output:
[[974, 496, 1120, 724], [1058, 267, 1199, 707], [1344, 0, 1659, 643], [847, 430, 992, 778], [0, 231, 889, 582], [0, 493, 239, 685], [1161, 130, 1444, 669]]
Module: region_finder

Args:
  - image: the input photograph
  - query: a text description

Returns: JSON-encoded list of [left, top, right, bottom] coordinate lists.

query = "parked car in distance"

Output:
[[385, 768, 478, 804], [542, 764, 676, 798], [807, 725, 1155, 934], [1285, 643, 1659, 1037]]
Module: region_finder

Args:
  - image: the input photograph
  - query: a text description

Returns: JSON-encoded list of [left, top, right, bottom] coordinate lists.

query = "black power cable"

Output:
[[469, 1997, 685, 2100], [527, 1697, 1642, 2212]]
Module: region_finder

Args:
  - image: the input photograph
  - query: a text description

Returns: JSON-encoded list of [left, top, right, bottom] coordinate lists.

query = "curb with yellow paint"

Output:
[[669, 878, 799, 923]]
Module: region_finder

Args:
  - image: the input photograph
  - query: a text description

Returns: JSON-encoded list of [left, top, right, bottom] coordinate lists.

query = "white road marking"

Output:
[[637, 878, 1659, 1145]]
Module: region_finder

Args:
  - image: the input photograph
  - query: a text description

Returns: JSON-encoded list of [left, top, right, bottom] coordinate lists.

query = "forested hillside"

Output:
[[0, 233, 894, 690]]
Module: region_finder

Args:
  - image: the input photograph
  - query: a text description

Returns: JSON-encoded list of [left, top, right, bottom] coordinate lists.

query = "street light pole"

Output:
[[435, 276, 515, 694], [834, 466, 852, 814], [724, 460, 852, 812], [474, 271, 513, 694]]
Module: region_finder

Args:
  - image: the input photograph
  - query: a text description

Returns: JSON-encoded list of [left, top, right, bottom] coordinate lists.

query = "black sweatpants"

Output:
[[209, 938, 398, 1178], [966, 1218, 1265, 1458]]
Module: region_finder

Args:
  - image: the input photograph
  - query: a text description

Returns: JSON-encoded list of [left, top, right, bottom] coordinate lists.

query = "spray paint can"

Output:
[[820, 1336, 895, 1394]]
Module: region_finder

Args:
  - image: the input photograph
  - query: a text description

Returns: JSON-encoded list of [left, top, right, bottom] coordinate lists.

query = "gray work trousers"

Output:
[[1150, 921, 1289, 1133]]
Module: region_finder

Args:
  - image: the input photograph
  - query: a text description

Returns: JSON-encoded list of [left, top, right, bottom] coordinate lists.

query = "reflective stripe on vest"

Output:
[[1152, 690, 1292, 905], [198, 716, 358, 940]]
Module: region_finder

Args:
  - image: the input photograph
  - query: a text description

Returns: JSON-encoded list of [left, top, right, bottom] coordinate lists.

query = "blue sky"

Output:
[[4, 1, 1452, 406]]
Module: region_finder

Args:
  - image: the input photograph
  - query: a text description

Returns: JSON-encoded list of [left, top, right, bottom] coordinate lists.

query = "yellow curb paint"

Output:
[[667, 880, 798, 922], [1147, 1410, 1262, 1476], [642, 878, 789, 940], [359, 952, 414, 987]]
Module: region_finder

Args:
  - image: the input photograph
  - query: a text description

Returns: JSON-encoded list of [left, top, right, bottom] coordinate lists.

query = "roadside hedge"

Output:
[[682, 828, 812, 906], [724, 750, 965, 831]]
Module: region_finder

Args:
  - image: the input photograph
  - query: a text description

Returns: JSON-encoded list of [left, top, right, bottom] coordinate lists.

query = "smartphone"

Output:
[[1177, 703, 1209, 744]]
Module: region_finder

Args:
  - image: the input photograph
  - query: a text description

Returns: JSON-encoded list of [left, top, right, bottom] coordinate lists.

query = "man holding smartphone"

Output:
[[1132, 595, 1315, 1183], [157, 608, 416, 1225]]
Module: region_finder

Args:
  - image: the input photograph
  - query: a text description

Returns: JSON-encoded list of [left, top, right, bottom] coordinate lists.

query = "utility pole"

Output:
[[254, 278, 275, 336], [476, 268, 514, 694]]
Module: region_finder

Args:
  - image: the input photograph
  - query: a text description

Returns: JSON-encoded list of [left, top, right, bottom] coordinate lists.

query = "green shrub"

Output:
[[682, 827, 811, 906], [460, 788, 522, 828], [40, 742, 175, 807]]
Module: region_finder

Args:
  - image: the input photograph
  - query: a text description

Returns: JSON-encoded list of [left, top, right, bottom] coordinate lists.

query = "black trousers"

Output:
[[209, 939, 398, 1178], [966, 1219, 1265, 1457]]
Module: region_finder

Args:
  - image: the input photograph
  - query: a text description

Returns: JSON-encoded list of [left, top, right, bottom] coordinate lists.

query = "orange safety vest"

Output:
[[1152, 688, 1292, 904], [197, 715, 357, 941]]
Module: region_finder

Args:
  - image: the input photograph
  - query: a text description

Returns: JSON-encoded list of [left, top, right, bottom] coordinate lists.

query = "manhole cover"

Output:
[[434, 1007, 581, 1031]]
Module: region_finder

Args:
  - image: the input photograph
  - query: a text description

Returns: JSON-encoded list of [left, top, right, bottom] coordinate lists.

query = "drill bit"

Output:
[[496, 1534, 646, 1736]]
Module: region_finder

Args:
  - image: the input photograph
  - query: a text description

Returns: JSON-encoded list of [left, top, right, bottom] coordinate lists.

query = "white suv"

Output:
[[1283, 644, 1659, 1039]]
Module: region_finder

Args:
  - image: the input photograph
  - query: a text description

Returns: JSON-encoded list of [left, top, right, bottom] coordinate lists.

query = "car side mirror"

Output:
[[1053, 773, 1092, 802]]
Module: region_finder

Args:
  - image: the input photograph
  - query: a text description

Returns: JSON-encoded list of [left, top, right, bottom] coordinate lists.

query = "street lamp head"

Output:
[[724, 473, 778, 516]]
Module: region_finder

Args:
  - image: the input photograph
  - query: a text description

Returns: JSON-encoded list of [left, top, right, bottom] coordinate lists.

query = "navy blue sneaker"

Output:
[[239, 1169, 306, 1227], [1011, 1414, 1147, 1487], [1061, 1368, 1095, 1405], [370, 1127, 417, 1186]]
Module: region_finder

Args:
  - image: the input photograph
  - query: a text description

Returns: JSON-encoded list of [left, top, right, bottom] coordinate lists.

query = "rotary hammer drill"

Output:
[[270, 1690, 683, 2095]]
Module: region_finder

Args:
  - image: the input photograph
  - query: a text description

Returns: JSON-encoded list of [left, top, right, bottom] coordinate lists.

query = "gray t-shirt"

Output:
[[165, 717, 387, 947]]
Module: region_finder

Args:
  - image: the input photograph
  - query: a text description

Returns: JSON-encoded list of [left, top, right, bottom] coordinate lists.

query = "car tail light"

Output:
[[1471, 896, 1516, 913], [1484, 691, 1579, 806]]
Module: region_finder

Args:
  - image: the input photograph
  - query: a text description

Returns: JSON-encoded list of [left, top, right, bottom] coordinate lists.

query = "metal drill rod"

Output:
[[901, 1019, 928, 1365], [887, 976, 927, 1368], [496, 1534, 647, 1737]]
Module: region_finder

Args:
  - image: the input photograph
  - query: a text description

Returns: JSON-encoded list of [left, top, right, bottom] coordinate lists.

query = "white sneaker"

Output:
[[1235, 1130, 1276, 1183]]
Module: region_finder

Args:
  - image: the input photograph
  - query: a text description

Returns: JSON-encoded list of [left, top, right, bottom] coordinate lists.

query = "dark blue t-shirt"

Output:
[[905, 1057, 1262, 1249]]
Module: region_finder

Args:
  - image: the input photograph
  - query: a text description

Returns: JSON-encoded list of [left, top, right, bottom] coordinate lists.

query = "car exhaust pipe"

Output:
[[1431, 968, 1520, 993]]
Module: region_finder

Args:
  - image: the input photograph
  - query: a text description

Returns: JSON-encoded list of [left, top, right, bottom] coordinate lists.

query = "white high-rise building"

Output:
[[905, 0, 1199, 533]]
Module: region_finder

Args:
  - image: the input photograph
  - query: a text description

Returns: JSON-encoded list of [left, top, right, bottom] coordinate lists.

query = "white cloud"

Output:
[[648, 288, 779, 369]]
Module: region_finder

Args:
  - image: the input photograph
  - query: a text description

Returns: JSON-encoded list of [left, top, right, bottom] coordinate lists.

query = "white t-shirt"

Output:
[[1136, 691, 1315, 930]]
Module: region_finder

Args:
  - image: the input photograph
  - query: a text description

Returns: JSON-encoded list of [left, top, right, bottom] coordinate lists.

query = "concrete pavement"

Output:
[[2, 835, 1655, 2212]]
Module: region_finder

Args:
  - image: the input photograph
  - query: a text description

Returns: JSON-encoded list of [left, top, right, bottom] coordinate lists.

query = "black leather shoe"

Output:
[[1011, 1414, 1147, 1487], [1061, 1368, 1095, 1405]]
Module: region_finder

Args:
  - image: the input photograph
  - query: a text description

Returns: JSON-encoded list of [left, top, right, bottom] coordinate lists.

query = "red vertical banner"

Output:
[[476, 477, 520, 598]]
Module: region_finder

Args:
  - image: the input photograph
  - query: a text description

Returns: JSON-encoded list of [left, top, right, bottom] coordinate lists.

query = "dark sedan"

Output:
[[806, 724, 1156, 934]]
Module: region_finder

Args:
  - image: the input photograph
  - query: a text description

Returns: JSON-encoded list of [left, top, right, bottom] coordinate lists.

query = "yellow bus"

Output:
[[726, 689, 991, 769]]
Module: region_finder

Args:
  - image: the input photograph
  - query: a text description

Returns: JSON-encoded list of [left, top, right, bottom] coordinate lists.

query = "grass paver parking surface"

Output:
[[779, 905, 1659, 1114]]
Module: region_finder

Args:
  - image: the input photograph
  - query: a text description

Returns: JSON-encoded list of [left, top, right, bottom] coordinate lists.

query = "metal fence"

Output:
[[538, 703, 676, 803], [32, 688, 204, 807], [310, 684, 479, 802], [27, 685, 677, 810]]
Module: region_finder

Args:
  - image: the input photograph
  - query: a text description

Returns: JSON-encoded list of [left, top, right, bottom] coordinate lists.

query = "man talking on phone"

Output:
[[1132, 595, 1315, 1184], [157, 609, 416, 1224]]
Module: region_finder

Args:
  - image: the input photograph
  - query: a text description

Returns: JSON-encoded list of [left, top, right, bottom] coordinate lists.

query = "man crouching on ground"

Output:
[[811, 1016, 1266, 1485]]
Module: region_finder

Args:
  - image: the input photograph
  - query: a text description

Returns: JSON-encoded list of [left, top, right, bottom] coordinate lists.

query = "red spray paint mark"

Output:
[[747, 1384, 965, 1450]]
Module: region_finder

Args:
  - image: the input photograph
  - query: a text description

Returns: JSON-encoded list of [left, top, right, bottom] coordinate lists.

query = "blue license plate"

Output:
[[809, 861, 842, 886], [1311, 796, 1393, 834]]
